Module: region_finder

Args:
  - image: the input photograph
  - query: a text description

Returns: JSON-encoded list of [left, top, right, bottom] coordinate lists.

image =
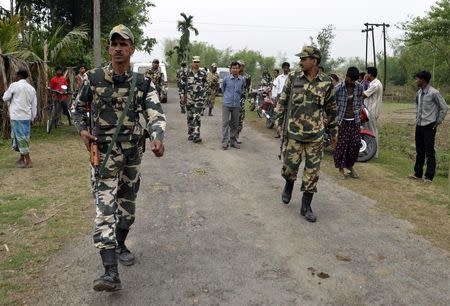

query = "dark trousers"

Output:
[[222, 106, 240, 144], [414, 123, 437, 180]]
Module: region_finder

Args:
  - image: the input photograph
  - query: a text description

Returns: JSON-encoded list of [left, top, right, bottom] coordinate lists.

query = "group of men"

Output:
[[2, 23, 448, 293], [175, 56, 251, 146]]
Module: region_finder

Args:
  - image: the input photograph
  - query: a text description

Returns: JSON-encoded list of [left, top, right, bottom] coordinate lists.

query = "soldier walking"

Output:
[[205, 63, 220, 116], [179, 56, 208, 143], [237, 60, 251, 143], [145, 59, 165, 101], [73, 24, 166, 291], [276, 46, 337, 222], [176, 62, 188, 113]]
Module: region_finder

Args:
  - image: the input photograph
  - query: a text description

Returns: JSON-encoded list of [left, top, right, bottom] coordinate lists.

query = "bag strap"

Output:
[[98, 72, 138, 178]]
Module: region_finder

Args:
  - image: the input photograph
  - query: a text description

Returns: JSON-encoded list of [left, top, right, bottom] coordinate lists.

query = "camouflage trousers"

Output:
[[282, 138, 324, 193], [186, 99, 204, 139], [205, 92, 217, 109], [238, 97, 246, 134], [91, 141, 142, 249]]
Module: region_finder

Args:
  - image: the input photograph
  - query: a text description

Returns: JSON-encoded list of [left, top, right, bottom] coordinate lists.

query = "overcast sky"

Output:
[[140, 0, 438, 64], [1, 0, 439, 65]]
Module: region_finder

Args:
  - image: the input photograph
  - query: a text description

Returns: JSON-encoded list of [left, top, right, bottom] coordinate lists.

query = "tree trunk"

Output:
[[93, 0, 101, 67]]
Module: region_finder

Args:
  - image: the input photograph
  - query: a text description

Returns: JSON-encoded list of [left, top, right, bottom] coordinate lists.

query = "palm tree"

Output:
[[16, 25, 88, 65], [175, 12, 199, 64], [0, 15, 21, 54]]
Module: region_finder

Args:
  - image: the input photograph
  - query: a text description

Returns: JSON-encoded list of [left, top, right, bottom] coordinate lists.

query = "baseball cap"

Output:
[[295, 45, 321, 60], [109, 24, 134, 43]]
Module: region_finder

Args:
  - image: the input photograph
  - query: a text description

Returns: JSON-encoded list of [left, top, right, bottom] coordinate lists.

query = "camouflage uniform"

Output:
[[260, 71, 273, 87], [176, 65, 187, 109], [73, 64, 166, 249], [179, 65, 208, 140], [276, 53, 337, 193], [206, 68, 220, 110], [238, 71, 252, 135], [145, 68, 164, 99]]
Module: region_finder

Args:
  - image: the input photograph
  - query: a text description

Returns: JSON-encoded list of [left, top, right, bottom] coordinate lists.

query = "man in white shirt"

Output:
[[363, 67, 383, 157], [273, 62, 290, 138], [2, 69, 37, 168]]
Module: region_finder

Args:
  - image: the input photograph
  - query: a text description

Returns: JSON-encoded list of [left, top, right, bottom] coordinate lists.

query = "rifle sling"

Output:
[[98, 72, 138, 179]]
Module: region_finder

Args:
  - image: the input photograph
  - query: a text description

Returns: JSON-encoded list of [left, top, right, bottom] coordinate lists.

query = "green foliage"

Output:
[[164, 39, 276, 84], [0, 15, 21, 54], [309, 24, 338, 71], [174, 12, 199, 64]]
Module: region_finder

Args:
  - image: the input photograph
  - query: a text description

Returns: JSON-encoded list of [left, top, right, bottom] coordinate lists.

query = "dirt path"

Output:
[[38, 89, 450, 306]]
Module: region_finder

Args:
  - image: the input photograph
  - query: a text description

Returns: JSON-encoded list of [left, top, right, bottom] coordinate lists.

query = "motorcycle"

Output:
[[358, 106, 377, 162], [258, 94, 276, 129], [249, 86, 270, 112], [324, 105, 377, 162], [46, 85, 71, 134]]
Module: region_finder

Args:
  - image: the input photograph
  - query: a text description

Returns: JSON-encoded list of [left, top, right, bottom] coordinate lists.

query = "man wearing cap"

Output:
[[205, 63, 220, 116], [179, 56, 208, 143], [276, 46, 337, 223], [237, 60, 252, 142], [177, 62, 188, 113], [73, 24, 166, 291], [145, 59, 165, 102]]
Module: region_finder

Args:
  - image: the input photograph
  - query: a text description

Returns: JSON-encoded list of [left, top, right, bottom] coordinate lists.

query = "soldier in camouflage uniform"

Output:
[[73, 25, 166, 291], [237, 60, 252, 142], [275, 46, 337, 223], [145, 59, 164, 100], [260, 66, 273, 87], [176, 62, 187, 113], [205, 63, 220, 116], [179, 56, 208, 143]]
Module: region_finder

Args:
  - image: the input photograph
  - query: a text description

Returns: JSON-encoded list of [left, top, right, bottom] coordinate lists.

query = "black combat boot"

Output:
[[300, 192, 316, 223], [208, 108, 213, 116], [116, 228, 136, 266], [281, 180, 294, 204], [93, 249, 122, 291]]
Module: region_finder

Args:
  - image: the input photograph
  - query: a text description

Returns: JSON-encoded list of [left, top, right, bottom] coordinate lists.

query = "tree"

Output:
[[309, 24, 337, 71], [17, 25, 89, 67], [403, 0, 450, 70], [175, 12, 199, 64]]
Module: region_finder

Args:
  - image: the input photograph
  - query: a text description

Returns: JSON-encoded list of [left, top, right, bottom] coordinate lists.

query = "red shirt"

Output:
[[50, 76, 69, 100]]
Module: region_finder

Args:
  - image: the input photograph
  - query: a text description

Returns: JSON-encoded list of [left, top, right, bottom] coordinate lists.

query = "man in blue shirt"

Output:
[[221, 61, 245, 149]]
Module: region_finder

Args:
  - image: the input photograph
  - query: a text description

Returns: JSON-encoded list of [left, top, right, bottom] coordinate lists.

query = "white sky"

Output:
[[1, 0, 439, 64]]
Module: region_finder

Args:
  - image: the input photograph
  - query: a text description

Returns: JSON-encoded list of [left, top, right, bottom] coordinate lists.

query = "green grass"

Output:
[[0, 122, 91, 305]]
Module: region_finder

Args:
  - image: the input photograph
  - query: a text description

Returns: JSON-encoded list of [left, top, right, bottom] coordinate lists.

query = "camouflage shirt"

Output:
[[145, 68, 164, 96], [276, 70, 337, 142], [178, 68, 208, 102], [73, 64, 166, 143], [206, 71, 220, 95], [260, 72, 273, 87], [243, 72, 252, 94], [176, 67, 187, 88]]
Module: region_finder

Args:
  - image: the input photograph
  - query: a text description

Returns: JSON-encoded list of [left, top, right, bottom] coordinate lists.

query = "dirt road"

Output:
[[38, 89, 450, 306]]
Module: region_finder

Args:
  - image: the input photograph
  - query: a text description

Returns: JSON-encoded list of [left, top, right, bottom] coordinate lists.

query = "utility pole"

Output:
[[361, 24, 369, 69], [93, 0, 101, 67], [362, 22, 390, 89], [10, 0, 13, 16]]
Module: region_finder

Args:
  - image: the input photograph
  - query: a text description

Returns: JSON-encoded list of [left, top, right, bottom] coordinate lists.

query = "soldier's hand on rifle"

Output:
[[150, 140, 165, 157], [80, 130, 97, 152]]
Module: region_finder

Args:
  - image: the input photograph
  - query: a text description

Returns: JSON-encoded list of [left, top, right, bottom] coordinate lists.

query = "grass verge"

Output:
[[0, 124, 92, 305]]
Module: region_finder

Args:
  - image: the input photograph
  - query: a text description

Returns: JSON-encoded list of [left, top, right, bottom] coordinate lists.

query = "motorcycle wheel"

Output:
[[266, 118, 274, 129], [358, 134, 377, 162]]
